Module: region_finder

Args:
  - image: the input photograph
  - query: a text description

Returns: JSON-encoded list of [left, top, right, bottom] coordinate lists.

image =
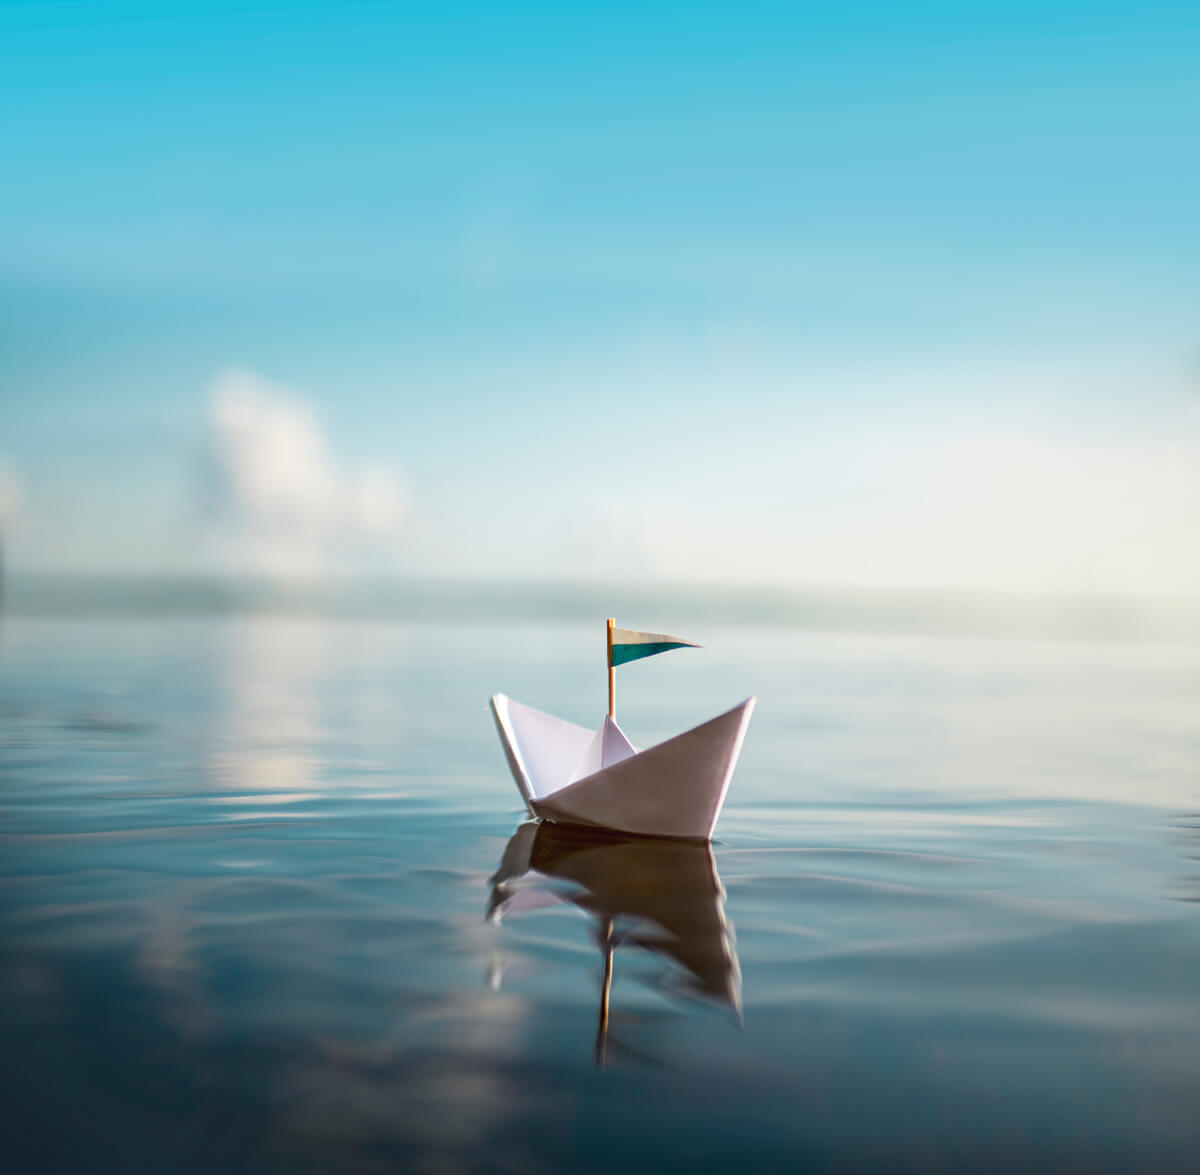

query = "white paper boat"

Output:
[[489, 693, 755, 841]]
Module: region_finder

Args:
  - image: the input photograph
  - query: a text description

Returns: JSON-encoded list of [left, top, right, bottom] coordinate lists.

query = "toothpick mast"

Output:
[[606, 617, 615, 718]]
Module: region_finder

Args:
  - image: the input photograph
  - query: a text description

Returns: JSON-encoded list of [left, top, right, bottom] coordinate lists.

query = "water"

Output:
[[1, 615, 1198, 1173]]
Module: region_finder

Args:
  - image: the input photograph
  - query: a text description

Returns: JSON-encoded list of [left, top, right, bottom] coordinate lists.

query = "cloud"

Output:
[[0, 461, 22, 528], [203, 369, 409, 578]]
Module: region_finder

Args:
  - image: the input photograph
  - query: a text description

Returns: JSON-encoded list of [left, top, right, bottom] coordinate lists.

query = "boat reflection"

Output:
[[487, 821, 741, 1067]]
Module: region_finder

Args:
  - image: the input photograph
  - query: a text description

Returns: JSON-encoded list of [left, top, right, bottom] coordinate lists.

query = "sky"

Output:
[[2, 1, 1198, 596]]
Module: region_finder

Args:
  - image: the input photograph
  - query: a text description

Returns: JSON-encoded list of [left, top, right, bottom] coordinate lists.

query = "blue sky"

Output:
[[2, 1, 1198, 593]]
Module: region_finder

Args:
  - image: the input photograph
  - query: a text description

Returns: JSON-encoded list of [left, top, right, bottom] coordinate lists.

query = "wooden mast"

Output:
[[606, 617, 615, 719]]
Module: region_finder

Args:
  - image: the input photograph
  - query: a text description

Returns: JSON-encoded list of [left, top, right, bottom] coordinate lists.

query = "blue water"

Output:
[[1, 616, 1198, 1172]]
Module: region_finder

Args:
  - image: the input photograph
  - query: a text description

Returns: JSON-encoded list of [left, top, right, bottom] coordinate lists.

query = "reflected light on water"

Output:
[[207, 618, 331, 795]]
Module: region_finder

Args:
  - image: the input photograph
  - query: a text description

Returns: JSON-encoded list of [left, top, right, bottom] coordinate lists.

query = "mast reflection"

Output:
[[488, 821, 741, 1067]]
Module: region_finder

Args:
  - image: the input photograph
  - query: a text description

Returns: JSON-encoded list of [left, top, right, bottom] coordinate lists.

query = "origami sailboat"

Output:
[[487, 820, 741, 1066], [490, 619, 754, 842]]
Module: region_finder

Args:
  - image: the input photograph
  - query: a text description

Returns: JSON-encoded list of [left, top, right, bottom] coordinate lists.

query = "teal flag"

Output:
[[609, 626, 701, 667]]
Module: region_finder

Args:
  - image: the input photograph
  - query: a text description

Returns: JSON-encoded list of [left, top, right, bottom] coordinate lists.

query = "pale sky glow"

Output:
[[2, 2, 1198, 597]]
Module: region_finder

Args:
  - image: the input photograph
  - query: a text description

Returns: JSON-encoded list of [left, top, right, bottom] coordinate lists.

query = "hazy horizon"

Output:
[[5, 569, 1198, 645]]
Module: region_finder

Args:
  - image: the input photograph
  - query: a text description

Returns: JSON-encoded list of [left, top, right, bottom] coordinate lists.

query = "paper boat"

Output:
[[489, 693, 755, 841]]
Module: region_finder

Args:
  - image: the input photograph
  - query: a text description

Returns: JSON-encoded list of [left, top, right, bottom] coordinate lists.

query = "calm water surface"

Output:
[[2, 617, 1198, 1173]]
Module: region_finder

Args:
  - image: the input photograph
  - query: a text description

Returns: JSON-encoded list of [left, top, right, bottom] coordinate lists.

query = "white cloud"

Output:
[[203, 369, 409, 578]]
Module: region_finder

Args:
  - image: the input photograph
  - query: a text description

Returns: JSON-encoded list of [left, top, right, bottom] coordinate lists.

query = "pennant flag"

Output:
[[609, 626, 701, 667]]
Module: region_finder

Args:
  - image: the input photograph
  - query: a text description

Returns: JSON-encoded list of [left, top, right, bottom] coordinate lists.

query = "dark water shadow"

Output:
[[487, 821, 741, 1068]]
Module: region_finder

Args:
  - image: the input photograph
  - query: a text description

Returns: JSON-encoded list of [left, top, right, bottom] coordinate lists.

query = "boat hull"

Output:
[[490, 694, 754, 841]]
